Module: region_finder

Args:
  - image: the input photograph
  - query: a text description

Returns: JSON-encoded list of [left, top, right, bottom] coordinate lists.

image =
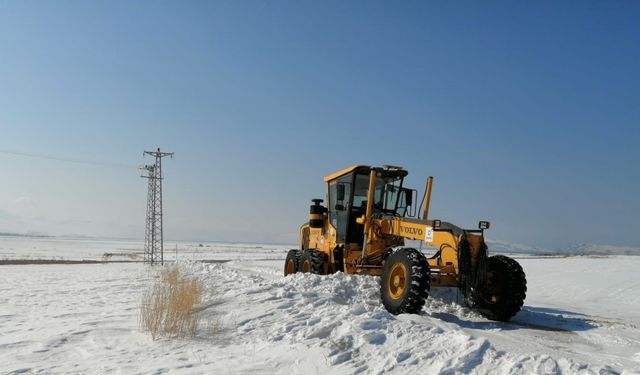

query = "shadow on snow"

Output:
[[427, 288, 596, 332], [429, 305, 596, 333]]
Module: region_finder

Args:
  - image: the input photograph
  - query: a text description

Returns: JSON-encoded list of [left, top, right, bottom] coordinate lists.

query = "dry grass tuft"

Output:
[[140, 266, 203, 339]]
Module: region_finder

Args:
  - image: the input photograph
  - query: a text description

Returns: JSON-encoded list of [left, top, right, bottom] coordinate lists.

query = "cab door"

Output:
[[328, 174, 352, 243]]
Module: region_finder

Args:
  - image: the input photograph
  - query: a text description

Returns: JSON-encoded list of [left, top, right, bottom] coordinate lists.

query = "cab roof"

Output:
[[324, 165, 370, 182], [323, 164, 407, 182]]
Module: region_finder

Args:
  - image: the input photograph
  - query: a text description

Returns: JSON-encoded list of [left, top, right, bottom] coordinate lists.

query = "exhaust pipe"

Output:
[[422, 176, 433, 221]]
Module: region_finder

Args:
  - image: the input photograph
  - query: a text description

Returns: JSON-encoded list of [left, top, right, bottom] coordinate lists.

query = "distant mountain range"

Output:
[[486, 239, 640, 256], [0, 231, 52, 238], [554, 243, 640, 256]]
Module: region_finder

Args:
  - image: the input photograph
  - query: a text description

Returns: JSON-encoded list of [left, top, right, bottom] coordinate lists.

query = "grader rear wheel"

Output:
[[380, 248, 430, 315], [284, 249, 301, 276], [300, 249, 324, 274]]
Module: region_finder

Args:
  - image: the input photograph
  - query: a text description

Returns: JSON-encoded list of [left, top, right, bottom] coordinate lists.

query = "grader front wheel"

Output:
[[477, 255, 527, 321], [380, 248, 430, 315], [387, 263, 408, 300]]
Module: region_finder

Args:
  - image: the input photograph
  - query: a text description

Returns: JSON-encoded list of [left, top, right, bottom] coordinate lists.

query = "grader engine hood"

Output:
[[378, 218, 434, 243]]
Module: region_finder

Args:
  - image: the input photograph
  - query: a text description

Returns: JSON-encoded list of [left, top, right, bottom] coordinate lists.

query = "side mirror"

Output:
[[479, 221, 490, 230], [404, 188, 413, 207], [336, 183, 345, 201]]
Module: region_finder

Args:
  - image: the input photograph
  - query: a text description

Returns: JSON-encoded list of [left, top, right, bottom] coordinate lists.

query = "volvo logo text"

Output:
[[399, 226, 423, 236]]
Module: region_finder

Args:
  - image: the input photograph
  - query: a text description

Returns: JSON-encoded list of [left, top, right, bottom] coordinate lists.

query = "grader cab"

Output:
[[284, 165, 527, 321]]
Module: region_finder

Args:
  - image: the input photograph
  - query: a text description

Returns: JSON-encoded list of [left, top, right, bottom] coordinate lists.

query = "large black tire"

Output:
[[300, 249, 324, 274], [477, 255, 527, 321], [380, 248, 430, 314], [284, 249, 301, 276]]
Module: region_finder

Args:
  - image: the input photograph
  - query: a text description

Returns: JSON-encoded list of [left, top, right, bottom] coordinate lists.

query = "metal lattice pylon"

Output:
[[141, 148, 173, 265]]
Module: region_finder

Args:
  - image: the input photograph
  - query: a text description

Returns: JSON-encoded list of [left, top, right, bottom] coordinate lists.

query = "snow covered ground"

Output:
[[0, 235, 286, 262], [1, 237, 639, 374]]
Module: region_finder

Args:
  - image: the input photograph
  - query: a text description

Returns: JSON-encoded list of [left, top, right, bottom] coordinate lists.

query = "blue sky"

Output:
[[0, 1, 638, 248]]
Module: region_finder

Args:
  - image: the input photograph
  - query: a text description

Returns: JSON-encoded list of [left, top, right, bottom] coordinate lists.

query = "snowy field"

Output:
[[1, 237, 639, 374]]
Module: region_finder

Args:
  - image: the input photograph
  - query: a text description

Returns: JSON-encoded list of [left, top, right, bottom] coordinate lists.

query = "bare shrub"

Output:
[[140, 266, 203, 339]]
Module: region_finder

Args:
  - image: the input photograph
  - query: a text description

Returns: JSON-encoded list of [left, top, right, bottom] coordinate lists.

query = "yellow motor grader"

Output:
[[284, 165, 526, 321]]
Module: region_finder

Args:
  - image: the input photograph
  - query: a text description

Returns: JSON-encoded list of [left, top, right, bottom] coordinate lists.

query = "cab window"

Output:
[[328, 174, 352, 242]]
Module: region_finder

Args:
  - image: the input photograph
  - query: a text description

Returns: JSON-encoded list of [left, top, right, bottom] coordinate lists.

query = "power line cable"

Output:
[[0, 149, 138, 169]]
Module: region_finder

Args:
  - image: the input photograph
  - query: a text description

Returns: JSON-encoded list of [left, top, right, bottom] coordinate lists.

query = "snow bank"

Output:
[[191, 259, 637, 374]]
